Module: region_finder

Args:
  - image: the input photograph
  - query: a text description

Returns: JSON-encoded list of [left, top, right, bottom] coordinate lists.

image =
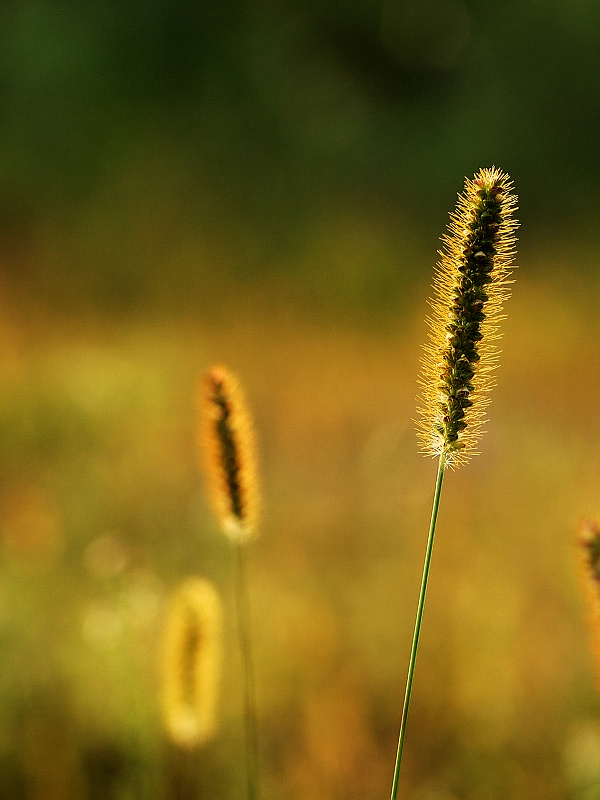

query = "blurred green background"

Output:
[[1, 1, 600, 798]]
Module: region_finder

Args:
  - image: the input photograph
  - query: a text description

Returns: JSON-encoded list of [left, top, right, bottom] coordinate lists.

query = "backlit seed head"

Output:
[[200, 365, 259, 542], [416, 167, 518, 468], [161, 578, 222, 748]]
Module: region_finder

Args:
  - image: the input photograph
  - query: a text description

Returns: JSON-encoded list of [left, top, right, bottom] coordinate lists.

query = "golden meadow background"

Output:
[[1, 1, 600, 798]]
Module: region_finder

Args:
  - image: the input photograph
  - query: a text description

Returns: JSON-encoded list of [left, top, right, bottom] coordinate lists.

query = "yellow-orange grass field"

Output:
[[0, 260, 598, 800]]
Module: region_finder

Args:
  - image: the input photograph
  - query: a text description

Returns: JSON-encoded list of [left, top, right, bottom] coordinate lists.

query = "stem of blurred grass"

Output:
[[234, 541, 260, 800], [390, 453, 446, 799]]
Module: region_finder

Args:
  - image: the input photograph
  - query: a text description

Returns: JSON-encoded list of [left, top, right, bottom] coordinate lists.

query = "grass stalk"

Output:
[[391, 167, 517, 798], [199, 365, 262, 798], [390, 453, 445, 800], [234, 540, 260, 800]]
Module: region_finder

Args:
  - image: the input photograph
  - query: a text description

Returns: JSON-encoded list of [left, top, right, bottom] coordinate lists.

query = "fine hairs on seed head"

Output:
[[417, 167, 518, 468]]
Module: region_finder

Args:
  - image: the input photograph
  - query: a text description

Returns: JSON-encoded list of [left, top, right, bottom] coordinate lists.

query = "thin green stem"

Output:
[[234, 541, 260, 800], [390, 453, 446, 800]]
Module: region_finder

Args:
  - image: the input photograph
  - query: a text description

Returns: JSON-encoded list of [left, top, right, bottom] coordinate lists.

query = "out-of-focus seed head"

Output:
[[576, 518, 600, 693], [200, 366, 259, 542], [161, 578, 222, 748]]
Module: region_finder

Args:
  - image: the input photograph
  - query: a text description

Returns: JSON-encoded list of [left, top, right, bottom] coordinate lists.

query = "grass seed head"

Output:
[[161, 578, 223, 748], [200, 365, 260, 542], [576, 518, 600, 692], [417, 167, 518, 468]]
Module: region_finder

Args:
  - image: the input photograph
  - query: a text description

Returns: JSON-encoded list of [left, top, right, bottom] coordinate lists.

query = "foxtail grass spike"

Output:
[[201, 365, 260, 542], [391, 168, 518, 800], [417, 167, 518, 468], [200, 364, 261, 800], [161, 578, 222, 748], [576, 518, 600, 691]]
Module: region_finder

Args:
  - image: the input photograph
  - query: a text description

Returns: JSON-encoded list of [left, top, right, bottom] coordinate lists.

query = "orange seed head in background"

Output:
[[200, 365, 259, 542]]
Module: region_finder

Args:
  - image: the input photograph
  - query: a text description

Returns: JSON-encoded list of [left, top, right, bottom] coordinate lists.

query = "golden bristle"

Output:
[[200, 365, 260, 542], [576, 518, 600, 692], [161, 578, 223, 748], [416, 167, 518, 468]]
